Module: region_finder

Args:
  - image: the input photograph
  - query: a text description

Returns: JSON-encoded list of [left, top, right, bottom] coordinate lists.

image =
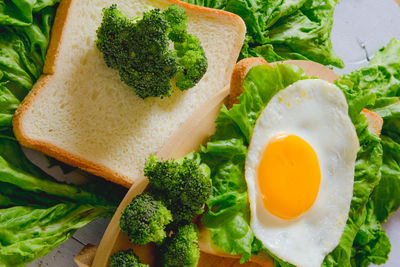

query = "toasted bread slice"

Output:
[[13, 0, 246, 187]]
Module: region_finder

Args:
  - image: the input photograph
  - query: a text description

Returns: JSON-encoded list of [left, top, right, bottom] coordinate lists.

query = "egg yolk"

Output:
[[258, 134, 321, 220]]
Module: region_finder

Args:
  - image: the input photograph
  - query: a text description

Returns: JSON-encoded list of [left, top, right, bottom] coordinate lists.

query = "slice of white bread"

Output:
[[198, 58, 383, 266], [13, 0, 246, 187]]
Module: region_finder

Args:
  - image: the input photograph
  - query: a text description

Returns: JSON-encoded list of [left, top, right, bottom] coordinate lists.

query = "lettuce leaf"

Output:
[[0, 0, 59, 26], [182, 0, 343, 68], [340, 39, 400, 225], [200, 63, 385, 266], [0, 203, 114, 267], [371, 136, 400, 222], [0, 4, 56, 100], [351, 202, 391, 267]]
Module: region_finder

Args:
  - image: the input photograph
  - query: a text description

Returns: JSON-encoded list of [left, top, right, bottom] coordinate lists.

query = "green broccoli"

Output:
[[163, 4, 187, 43], [95, 4, 130, 68], [174, 34, 208, 90], [109, 249, 148, 267], [120, 194, 172, 245], [144, 152, 212, 224], [159, 223, 200, 267], [96, 4, 207, 99]]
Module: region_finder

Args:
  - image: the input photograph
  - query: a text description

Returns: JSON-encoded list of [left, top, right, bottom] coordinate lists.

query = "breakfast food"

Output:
[[74, 58, 390, 267], [3, 0, 400, 263], [13, 0, 246, 187], [246, 79, 359, 266], [197, 58, 385, 266]]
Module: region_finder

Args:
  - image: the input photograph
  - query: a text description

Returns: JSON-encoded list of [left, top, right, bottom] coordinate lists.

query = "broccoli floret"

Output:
[[96, 4, 207, 99], [144, 152, 212, 224], [174, 34, 208, 90], [118, 8, 179, 99], [163, 4, 187, 43], [120, 194, 172, 245], [96, 4, 131, 68], [109, 249, 148, 267], [159, 224, 200, 267]]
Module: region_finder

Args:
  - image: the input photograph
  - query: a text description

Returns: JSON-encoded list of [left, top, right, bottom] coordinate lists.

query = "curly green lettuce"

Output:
[[341, 39, 400, 224], [182, 0, 343, 68]]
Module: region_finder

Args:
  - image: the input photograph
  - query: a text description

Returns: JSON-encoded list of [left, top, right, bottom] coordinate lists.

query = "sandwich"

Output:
[[196, 58, 383, 266]]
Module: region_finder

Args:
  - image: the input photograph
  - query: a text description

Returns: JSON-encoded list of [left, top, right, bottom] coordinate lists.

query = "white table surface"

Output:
[[28, 0, 400, 266]]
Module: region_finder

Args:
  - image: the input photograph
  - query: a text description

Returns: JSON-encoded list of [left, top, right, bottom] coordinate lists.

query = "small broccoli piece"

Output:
[[109, 249, 148, 267], [163, 4, 188, 43], [159, 224, 200, 267], [118, 8, 180, 98], [174, 34, 208, 91], [120, 194, 172, 245], [96, 4, 131, 68], [146, 187, 193, 227], [96, 4, 207, 99], [144, 152, 212, 224]]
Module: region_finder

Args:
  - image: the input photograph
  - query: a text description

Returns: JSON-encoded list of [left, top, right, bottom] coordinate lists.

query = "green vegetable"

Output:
[[0, 152, 113, 206], [339, 39, 400, 224], [162, 4, 188, 43], [351, 202, 391, 267], [174, 34, 208, 90], [0, 181, 61, 208], [145, 152, 212, 225], [182, 0, 343, 68], [159, 223, 200, 267], [0, 203, 114, 267], [0, 3, 57, 100], [372, 136, 400, 222], [0, 122, 121, 267], [96, 4, 207, 99], [109, 249, 148, 267], [120, 194, 172, 245]]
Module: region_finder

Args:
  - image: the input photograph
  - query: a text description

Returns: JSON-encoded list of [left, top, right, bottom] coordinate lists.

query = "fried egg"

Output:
[[245, 79, 359, 267]]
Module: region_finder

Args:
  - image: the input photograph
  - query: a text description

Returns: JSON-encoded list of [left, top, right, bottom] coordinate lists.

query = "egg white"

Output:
[[245, 79, 359, 267]]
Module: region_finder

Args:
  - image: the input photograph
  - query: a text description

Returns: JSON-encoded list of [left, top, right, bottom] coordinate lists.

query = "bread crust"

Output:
[[362, 108, 383, 136], [43, 0, 72, 74], [12, 0, 246, 188], [226, 57, 270, 109]]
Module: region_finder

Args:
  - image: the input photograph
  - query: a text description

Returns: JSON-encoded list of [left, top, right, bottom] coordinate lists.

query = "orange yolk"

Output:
[[258, 134, 321, 220]]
